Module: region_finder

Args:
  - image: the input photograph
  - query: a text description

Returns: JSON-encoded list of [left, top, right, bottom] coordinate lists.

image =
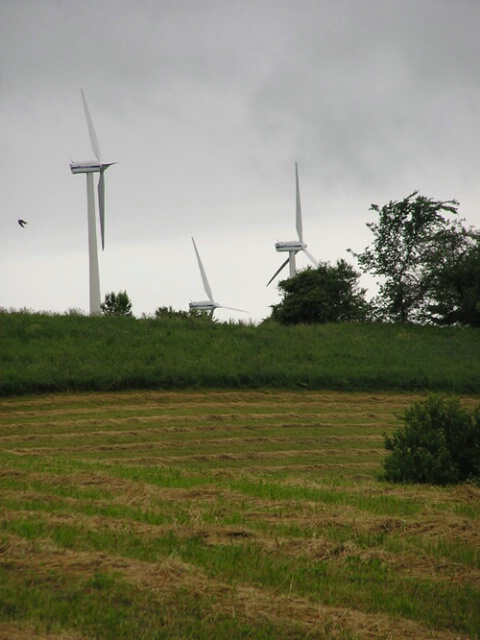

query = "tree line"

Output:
[[271, 191, 480, 326], [100, 191, 479, 326]]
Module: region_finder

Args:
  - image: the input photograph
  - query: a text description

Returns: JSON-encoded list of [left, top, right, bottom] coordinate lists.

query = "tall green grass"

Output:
[[1, 310, 479, 395]]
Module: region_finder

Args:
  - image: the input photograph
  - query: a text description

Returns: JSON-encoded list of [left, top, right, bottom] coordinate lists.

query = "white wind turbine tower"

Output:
[[267, 162, 319, 286], [189, 237, 247, 317], [70, 89, 116, 315]]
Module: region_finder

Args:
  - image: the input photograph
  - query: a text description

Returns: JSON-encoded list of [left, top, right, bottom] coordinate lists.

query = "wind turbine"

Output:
[[267, 162, 319, 286], [70, 89, 116, 315], [189, 237, 247, 317]]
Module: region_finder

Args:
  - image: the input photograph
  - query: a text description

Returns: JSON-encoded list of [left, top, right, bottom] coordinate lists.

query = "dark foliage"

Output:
[[270, 260, 369, 325], [350, 192, 460, 323], [383, 394, 480, 485], [425, 224, 480, 327], [154, 306, 211, 321], [101, 291, 133, 317]]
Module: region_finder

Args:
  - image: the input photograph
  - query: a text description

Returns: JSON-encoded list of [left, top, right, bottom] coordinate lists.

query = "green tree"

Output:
[[270, 260, 369, 325], [350, 191, 458, 323], [101, 291, 133, 317], [425, 223, 480, 326]]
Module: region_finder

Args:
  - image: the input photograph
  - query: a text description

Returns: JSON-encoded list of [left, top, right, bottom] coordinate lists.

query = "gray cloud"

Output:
[[1, 0, 479, 319]]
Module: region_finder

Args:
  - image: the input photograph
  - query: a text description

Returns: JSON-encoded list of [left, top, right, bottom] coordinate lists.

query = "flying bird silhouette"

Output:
[[18, 219, 27, 228]]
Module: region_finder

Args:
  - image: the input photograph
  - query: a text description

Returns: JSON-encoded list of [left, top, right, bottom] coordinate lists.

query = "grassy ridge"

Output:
[[1, 311, 479, 395], [0, 391, 479, 639]]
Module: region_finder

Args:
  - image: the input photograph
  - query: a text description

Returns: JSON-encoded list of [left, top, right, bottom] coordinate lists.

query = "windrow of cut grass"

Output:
[[1, 310, 479, 395], [0, 390, 479, 639]]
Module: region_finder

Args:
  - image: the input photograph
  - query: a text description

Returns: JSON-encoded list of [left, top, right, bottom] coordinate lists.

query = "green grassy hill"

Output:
[[1, 310, 479, 395]]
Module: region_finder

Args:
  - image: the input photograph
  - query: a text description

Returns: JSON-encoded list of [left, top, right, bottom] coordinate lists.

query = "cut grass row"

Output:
[[0, 390, 479, 639]]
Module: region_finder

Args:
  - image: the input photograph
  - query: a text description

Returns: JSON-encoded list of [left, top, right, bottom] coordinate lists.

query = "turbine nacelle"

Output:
[[70, 161, 116, 175], [71, 90, 117, 256], [189, 300, 219, 312], [190, 237, 248, 317], [267, 162, 319, 286], [71, 89, 117, 315], [275, 240, 306, 252]]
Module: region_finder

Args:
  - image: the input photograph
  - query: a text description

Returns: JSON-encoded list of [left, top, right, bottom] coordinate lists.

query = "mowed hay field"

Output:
[[0, 390, 479, 640]]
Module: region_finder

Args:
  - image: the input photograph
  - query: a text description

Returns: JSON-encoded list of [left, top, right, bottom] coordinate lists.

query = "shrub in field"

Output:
[[383, 394, 480, 485]]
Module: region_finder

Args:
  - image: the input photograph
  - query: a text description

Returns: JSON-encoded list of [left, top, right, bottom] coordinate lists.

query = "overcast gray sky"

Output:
[[1, 0, 479, 321]]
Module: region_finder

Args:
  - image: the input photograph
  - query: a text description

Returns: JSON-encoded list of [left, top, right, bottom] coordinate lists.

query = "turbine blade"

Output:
[[217, 305, 249, 313], [295, 162, 303, 243], [303, 248, 319, 267], [81, 89, 103, 162], [98, 171, 105, 250], [266, 257, 290, 286], [192, 237, 214, 302]]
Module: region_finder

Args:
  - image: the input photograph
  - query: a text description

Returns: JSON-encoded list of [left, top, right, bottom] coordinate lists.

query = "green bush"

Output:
[[383, 394, 480, 485], [101, 291, 133, 317]]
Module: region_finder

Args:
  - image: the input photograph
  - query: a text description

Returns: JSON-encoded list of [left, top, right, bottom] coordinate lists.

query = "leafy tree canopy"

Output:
[[349, 191, 480, 325], [101, 291, 133, 317], [269, 260, 369, 325], [424, 222, 480, 327]]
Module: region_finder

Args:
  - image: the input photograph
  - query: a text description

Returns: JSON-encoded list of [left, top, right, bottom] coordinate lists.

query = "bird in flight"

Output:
[[18, 219, 27, 228]]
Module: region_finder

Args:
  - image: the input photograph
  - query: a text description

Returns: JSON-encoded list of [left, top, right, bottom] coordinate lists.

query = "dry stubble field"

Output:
[[0, 390, 479, 640]]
